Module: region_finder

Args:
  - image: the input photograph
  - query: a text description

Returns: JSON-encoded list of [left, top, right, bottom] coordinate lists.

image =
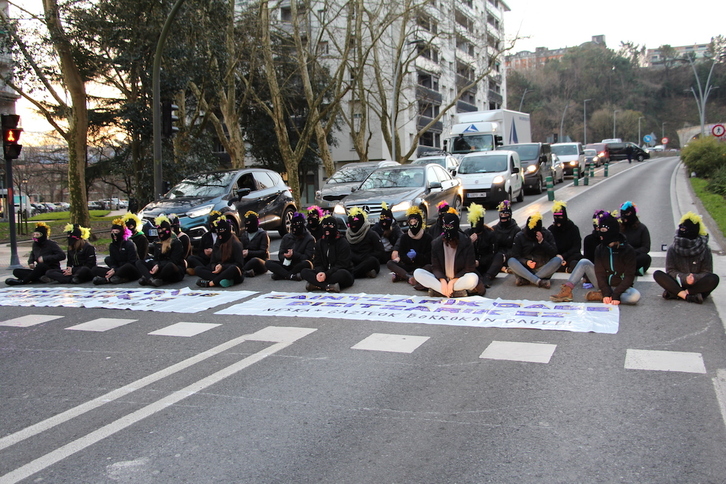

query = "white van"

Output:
[[551, 142, 586, 178], [457, 150, 524, 207]]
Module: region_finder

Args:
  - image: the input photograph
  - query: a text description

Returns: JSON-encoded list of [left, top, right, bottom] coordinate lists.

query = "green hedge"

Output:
[[681, 137, 726, 178]]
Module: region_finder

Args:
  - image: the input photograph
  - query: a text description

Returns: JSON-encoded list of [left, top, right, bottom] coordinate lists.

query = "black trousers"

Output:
[[13, 263, 53, 283], [91, 263, 140, 281], [265, 259, 313, 279], [352, 256, 380, 278], [195, 265, 243, 286], [301, 268, 354, 289], [45, 266, 94, 283], [653, 270, 720, 298], [135, 260, 185, 283]]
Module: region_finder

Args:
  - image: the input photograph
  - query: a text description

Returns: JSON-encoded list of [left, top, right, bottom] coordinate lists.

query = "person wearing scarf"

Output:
[[508, 212, 561, 288], [92, 218, 139, 284], [6, 222, 65, 286], [265, 212, 315, 281], [306, 205, 325, 242], [372, 202, 403, 263], [589, 211, 640, 304], [122, 212, 149, 260], [240, 211, 270, 278], [491, 200, 521, 277], [548, 200, 583, 272], [135, 215, 186, 287], [301, 215, 354, 292], [413, 212, 484, 297], [195, 218, 246, 288], [653, 212, 720, 304], [44, 224, 97, 284], [345, 207, 385, 278], [187, 211, 223, 275], [619, 201, 651, 275], [465, 203, 497, 293], [387, 206, 433, 289]]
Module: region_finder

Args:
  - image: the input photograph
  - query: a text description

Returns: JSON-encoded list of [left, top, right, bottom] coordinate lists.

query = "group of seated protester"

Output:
[[4, 199, 719, 305]]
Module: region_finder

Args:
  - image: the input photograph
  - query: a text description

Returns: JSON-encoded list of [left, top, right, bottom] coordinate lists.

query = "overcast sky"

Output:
[[503, 0, 725, 53]]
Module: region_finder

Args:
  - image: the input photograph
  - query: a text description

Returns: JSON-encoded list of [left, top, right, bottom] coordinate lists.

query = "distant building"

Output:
[[0, 0, 20, 113], [506, 35, 606, 71], [646, 43, 711, 67]]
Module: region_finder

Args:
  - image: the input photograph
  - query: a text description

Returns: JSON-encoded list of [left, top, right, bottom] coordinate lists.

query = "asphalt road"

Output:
[[2, 157, 726, 483]]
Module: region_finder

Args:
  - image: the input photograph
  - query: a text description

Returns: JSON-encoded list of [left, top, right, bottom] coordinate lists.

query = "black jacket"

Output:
[[130, 232, 149, 260], [594, 235, 637, 301], [492, 220, 521, 257], [372, 222, 403, 252], [66, 242, 97, 269], [392, 231, 433, 269], [348, 229, 386, 264], [510, 228, 558, 267], [107, 239, 139, 268], [150, 235, 186, 270], [466, 227, 498, 269], [548, 220, 582, 262], [313, 235, 353, 277], [28, 239, 65, 270], [241, 229, 270, 261], [210, 239, 246, 271], [278, 231, 315, 265], [621, 221, 650, 255]]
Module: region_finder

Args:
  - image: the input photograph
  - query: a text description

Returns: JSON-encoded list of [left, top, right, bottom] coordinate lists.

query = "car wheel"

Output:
[[535, 177, 544, 194], [638, 155, 644, 162], [278, 206, 295, 236]]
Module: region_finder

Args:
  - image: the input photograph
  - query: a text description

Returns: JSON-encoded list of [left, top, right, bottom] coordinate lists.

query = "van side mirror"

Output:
[[229, 187, 252, 206], [512, 167, 520, 174], [429, 181, 442, 190]]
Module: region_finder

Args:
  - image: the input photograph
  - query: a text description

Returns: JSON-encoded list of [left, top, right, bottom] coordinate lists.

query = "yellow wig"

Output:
[[552, 200, 567, 214], [34, 221, 51, 236], [64, 223, 91, 240], [121, 212, 143, 232], [467, 203, 486, 226], [527, 212, 543, 230], [679, 211, 708, 236]]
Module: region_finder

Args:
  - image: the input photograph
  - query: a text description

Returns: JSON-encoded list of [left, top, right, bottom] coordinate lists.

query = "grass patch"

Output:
[[0, 212, 115, 245], [690, 177, 726, 238], [28, 210, 112, 221]]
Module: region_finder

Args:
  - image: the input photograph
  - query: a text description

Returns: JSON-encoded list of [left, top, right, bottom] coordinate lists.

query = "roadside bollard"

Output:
[[546, 176, 555, 201], [584, 164, 589, 186], [573, 166, 579, 186], [604, 161, 609, 177], [589, 163, 595, 178]]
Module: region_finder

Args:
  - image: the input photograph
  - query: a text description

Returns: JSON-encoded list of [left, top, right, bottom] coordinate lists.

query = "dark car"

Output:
[[498, 143, 553, 194], [332, 163, 463, 230], [138, 169, 296, 245], [585, 143, 610, 163], [314, 160, 399, 212], [608, 142, 650, 162]]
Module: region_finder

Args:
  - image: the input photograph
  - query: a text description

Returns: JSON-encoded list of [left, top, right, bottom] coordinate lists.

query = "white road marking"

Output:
[[624, 349, 706, 373], [351, 333, 430, 353], [0, 314, 63, 327], [65, 318, 137, 332], [148, 322, 221, 337], [480, 340, 557, 364], [712, 369, 726, 430], [0, 326, 316, 484]]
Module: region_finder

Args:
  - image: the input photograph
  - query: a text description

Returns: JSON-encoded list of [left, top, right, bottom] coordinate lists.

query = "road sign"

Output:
[[661, 137, 669, 144], [712, 124, 726, 137], [643, 135, 653, 143]]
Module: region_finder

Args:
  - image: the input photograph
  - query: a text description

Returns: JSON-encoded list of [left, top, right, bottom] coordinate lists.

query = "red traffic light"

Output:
[[4, 128, 21, 144]]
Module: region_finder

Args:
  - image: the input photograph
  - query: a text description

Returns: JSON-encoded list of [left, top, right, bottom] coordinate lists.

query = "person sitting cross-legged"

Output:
[[346, 207, 385, 279], [300, 215, 354, 293], [507, 213, 562, 289], [386, 206, 432, 289], [265, 212, 315, 281], [195, 218, 245, 288], [44, 224, 97, 284], [92, 218, 140, 285]]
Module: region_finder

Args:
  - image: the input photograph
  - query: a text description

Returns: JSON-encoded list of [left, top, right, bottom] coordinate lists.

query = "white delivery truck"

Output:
[[445, 109, 532, 158]]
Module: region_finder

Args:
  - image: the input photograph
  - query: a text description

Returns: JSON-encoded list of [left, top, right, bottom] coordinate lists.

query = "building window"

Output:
[[280, 6, 291, 21], [418, 72, 439, 91], [418, 101, 440, 118], [419, 131, 440, 148], [417, 44, 439, 63], [417, 14, 438, 34], [317, 41, 329, 55]]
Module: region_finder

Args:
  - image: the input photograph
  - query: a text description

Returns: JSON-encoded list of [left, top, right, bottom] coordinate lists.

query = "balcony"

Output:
[[488, 90, 503, 105], [457, 100, 478, 112], [416, 85, 442, 104], [416, 115, 443, 133], [456, 74, 478, 93]]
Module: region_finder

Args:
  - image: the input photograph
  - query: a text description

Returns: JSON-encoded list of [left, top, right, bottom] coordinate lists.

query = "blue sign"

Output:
[[643, 135, 653, 143]]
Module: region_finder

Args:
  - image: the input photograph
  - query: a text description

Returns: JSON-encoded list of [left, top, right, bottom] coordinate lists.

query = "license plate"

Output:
[[468, 193, 487, 198]]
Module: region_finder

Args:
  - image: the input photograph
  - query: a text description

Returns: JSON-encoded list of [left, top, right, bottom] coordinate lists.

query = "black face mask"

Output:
[[308, 216, 320, 228], [553, 215, 566, 227], [348, 217, 364, 233], [599, 229, 619, 246], [67, 236, 79, 247], [245, 218, 259, 232], [621, 210, 636, 226], [33, 233, 47, 244], [126, 222, 136, 233], [217, 228, 232, 243], [678, 220, 700, 240], [380, 218, 392, 230], [408, 217, 422, 236], [111, 231, 122, 243], [499, 213, 511, 226], [323, 223, 338, 239], [292, 222, 306, 236], [158, 228, 172, 241]]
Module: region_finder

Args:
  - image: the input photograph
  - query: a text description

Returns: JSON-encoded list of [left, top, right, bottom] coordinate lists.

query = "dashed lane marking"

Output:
[[624, 349, 706, 374], [480, 340, 557, 364], [0, 314, 63, 327], [351, 333, 430, 353], [148, 322, 221, 337]]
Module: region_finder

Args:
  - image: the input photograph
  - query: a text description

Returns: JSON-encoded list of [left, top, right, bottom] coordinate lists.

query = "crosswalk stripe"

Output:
[[148, 322, 221, 337], [65, 318, 137, 332], [0, 314, 63, 327]]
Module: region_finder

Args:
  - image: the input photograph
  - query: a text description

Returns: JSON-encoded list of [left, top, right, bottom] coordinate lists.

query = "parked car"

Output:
[[551, 153, 565, 184], [43, 202, 57, 212], [551, 142, 586, 178], [584, 148, 601, 167], [457, 150, 524, 207], [314, 160, 399, 212], [585, 143, 610, 164], [498, 143, 553, 194], [411, 153, 460, 175], [138, 168, 297, 246], [31, 202, 47, 214], [332, 163, 463, 230], [87, 201, 104, 210]]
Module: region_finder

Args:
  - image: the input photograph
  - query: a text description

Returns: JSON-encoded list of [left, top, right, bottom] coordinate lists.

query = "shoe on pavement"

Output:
[[71, 276, 82, 284], [391, 272, 405, 283], [186, 267, 196, 276], [366, 269, 378, 278], [427, 288, 445, 297], [5, 278, 25, 286], [662, 290, 678, 300], [93, 276, 108, 285], [196, 279, 211, 287], [244, 270, 255, 278], [40, 275, 53, 283], [290, 273, 302, 281], [550, 284, 573, 302], [514, 275, 529, 286], [537, 278, 551, 289], [219, 279, 234, 288], [306, 282, 321, 291], [685, 293, 703, 304], [109, 276, 128, 284], [451, 290, 468, 298], [585, 290, 603, 302], [326, 283, 341, 293], [150, 278, 164, 287]]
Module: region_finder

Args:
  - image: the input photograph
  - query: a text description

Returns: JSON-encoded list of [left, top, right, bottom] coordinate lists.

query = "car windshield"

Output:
[[327, 165, 377, 184], [501, 144, 539, 161], [459, 155, 508, 174], [451, 134, 494, 154], [165, 172, 237, 199], [360, 168, 425, 190], [552, 145, 577, 156], [584, 149, 597, 156], [412, 158, 445, 168]]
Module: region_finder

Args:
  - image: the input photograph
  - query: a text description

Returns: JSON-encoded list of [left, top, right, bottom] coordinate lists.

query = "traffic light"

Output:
[[1, 114, 22, 159], [161, 102, 179, 137], [494, 135, 503, 147]]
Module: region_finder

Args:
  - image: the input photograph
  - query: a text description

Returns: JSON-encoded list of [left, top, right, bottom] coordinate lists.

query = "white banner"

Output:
[[0, 287, 256, 313], [216, 292, 619, 334]]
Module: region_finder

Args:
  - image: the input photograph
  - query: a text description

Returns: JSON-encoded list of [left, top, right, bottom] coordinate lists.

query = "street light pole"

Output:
[[662, 122, 667, 144], [613, 110, 619, 139], [519, 88, 531, 112], [683, 54, 719, 137], [638, 116, 645, 147], [583, 99, 591, 144]]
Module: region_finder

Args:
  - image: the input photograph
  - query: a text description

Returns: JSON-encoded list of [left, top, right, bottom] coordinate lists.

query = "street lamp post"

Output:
[[662, 122, 667, 143], [583, 99, 591, 144], [682, 54, 720, 137], [519, 88, 532, 112], [638, 116, 645, 147], [613, 110, 619, 139]]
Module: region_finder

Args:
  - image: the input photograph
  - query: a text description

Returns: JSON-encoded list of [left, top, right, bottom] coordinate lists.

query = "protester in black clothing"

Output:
[[135, 215, 186, 287], [654, 212, 720, 304], [301, 215, 354, 292], [465, 203, 497, 293], [6, 222, 66, 285], [508, 213, 562, 288], [345, 207, 385, 278], [195, 219, 246, 288], [371, 203, 403, 263], [548, 200, 582, 272], [387, 206, 433, 288], [92, 218, 140, 284], [619, 201, 651, 275], [265, 212, 315, 281], [187, 211, 222, 274], [44, 224, 97, 284], [169, 213, 191, 262], [490, 200, 521, 283], [590, 211, 640, 304], [583, 209, 606, 263], [306, 205, 325, 242], [122, 212, 149, 260], [427, 201, 457, 238], [240, 210, 270, 277]]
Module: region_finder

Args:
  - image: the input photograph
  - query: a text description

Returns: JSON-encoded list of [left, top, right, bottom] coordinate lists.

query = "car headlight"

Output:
[[570, 160, 578, 166], [526, 164, 537, 173], [492, 175, 505, 184], [593, 155, 599, 161], [315, 190, 321, 199], [333, 204, 347, 215], [186, 204, 215, 219], [391, 200, 412, 213]]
